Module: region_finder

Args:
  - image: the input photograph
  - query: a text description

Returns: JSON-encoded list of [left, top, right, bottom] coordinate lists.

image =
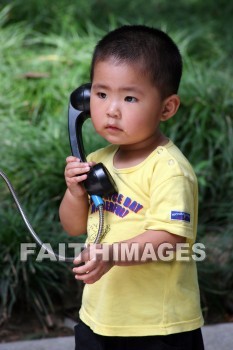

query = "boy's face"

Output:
[[90, 58, 166, 148]]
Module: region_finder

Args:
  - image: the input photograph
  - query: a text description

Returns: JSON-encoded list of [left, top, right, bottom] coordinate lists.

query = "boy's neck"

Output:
[[114, 131, 168, 169]]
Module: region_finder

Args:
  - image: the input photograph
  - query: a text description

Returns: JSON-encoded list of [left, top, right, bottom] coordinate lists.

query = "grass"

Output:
[[0, 0, 233, 327]]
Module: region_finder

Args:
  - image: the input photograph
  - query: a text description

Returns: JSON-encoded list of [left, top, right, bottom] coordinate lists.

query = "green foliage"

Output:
[[0, 0, 232, 326]]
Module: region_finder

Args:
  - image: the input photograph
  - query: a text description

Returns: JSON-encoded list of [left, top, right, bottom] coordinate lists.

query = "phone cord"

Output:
[[94, 204, 104, 244], [0, 169, 104, 263]]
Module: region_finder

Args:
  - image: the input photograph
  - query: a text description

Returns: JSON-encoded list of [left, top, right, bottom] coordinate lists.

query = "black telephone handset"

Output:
[[68, 83, 118, 197]]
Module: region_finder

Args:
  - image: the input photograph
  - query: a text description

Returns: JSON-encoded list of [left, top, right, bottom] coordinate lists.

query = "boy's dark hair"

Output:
[[90, 25, 182, 98]]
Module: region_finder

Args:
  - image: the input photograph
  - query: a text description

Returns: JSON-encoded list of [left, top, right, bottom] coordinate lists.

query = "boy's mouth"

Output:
[[105, 124, 122, 132]]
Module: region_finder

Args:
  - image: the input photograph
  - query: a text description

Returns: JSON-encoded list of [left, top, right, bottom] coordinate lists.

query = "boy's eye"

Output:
[[97, 92, 107, 99], [125, 96, 137, 103]]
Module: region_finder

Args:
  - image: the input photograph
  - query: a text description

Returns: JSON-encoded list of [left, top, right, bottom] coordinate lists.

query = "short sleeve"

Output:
[[144, 175, 197, 239]]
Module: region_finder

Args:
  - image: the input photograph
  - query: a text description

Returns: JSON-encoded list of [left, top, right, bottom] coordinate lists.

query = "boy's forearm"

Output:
[[72, 230, 186, 284], [112, 230, 186, 266], [59, 189, 89, 236]]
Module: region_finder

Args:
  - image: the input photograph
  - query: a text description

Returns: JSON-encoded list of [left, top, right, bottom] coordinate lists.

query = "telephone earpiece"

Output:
[[68, 83, 118, 196]]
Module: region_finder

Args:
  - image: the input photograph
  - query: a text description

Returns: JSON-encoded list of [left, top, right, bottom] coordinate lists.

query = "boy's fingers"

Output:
[[66, 167, 89, 178], [73, 255, 82, 264], [73, 247, 89, 264], [66, 156, 79, 163], [73, 259, 94, 275], [66, 156, 95, 166]]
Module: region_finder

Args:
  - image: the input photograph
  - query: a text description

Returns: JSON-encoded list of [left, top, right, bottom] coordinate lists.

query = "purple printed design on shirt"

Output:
[[90, 193, 144, 218]]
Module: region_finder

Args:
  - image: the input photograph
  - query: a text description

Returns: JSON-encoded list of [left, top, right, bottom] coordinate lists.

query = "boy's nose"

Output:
[[106, 101, 121, 118]]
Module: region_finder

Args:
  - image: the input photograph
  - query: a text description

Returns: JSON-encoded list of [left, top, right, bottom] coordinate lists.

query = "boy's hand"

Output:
[[72, 244, 114, 284], [64, 156, 95, 197]]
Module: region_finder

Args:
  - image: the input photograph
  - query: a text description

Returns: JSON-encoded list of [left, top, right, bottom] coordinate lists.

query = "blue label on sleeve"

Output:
[[171, 211, 190, 222]]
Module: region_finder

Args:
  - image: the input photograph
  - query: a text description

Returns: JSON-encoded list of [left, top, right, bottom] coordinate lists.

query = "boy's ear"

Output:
[[160, 94, 180, 121]]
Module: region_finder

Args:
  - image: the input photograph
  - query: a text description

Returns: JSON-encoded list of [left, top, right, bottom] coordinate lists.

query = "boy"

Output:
[[59, 25, 205, 350]]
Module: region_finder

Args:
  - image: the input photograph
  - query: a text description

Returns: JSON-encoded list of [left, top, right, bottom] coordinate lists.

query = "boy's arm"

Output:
[[59, 189, 89, 236], [59, 156, 94, 236], [73, 230, 185, 284], [113, 229, 186, 266]]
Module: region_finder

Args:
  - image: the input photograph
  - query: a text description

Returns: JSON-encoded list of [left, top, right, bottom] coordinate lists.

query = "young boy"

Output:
[[59, 25, 205, 350]]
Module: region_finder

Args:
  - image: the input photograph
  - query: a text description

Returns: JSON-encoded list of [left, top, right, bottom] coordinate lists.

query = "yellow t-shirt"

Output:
[[79, 140, 204, 336]]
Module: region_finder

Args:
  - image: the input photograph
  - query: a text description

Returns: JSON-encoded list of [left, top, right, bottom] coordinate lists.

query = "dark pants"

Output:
[[74, 320, 205, 350]]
